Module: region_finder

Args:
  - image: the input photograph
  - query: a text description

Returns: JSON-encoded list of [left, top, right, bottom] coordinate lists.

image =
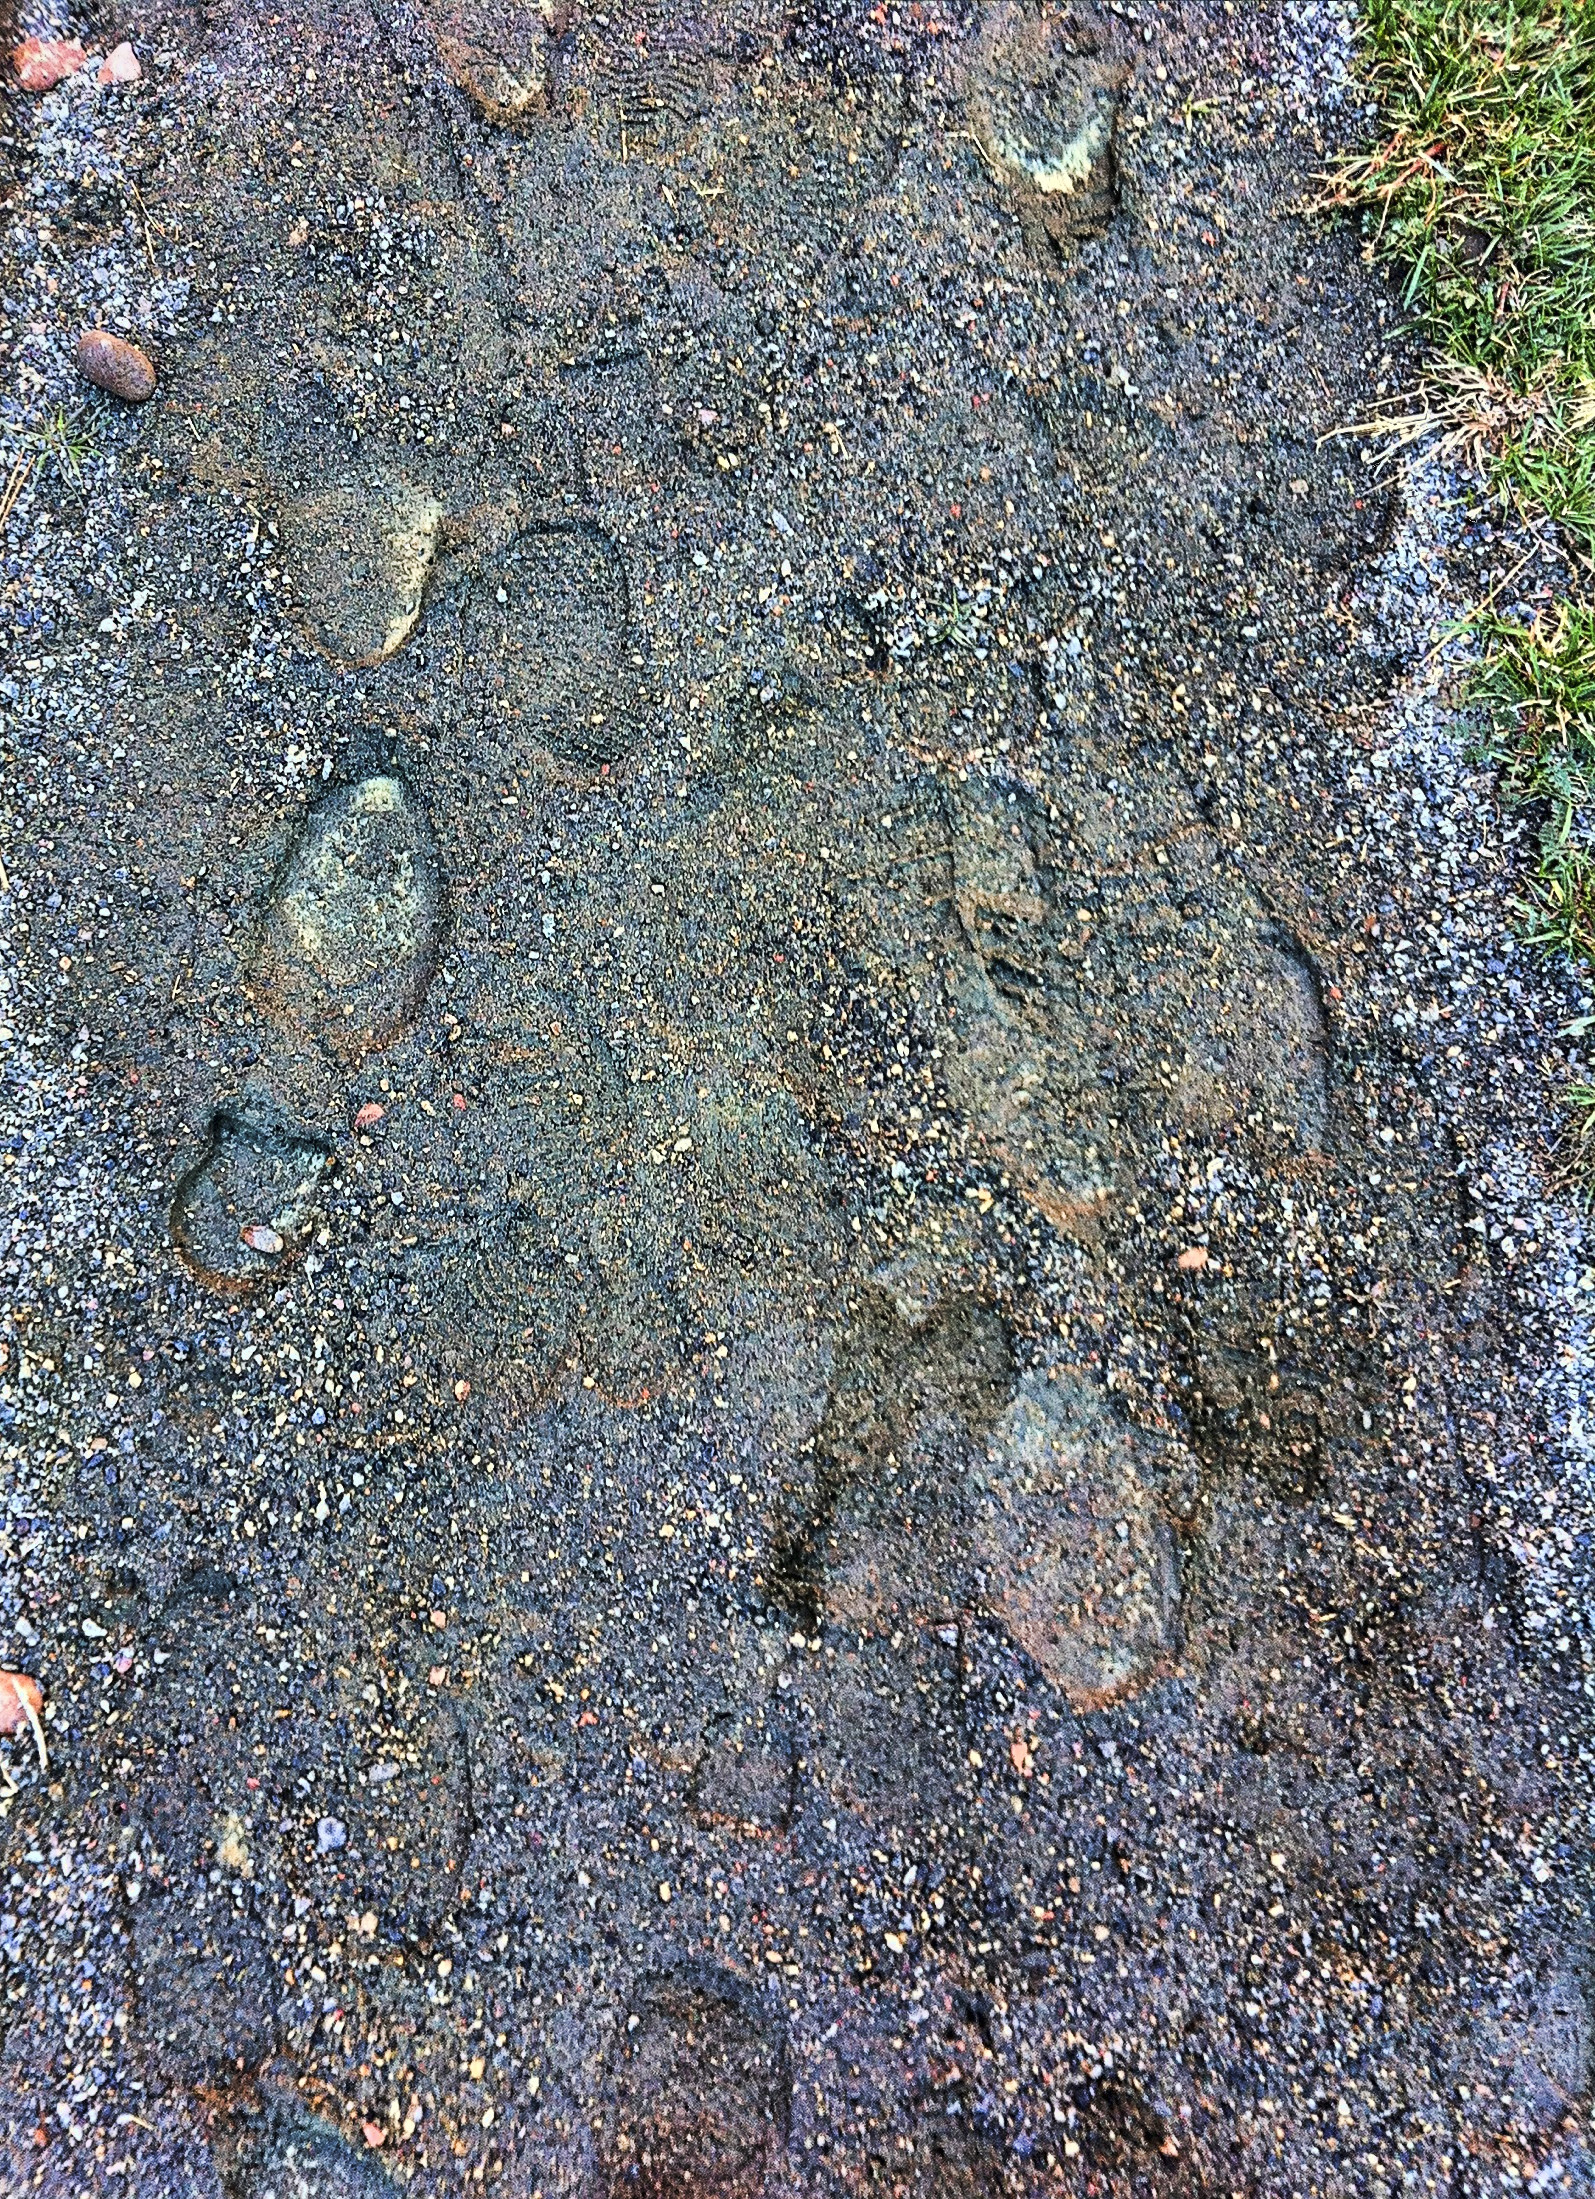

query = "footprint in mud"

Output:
[[894, 2119, 1009, 2199], [283, 474, 444, 670], [972, 1371, 1182, 1710], [432, 520, 640, 771], [967, 0, 1127, 249], [174, 775, 440, 1292], [344, 1701, 475, 1933], [421, 0, 558, 122], [768, 1279, 1013, 1632], [254, 773, 443, 1064], [1257, 927, 1330, 1153], [170, 1108, 332, 1296], [128, 1569, 281, 2088], [130, 1881, 279, 2090], [605, 1967, 790, 2199]]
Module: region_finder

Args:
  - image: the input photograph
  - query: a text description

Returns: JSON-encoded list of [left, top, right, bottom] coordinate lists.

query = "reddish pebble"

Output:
[[76, 327, 157, 403], [0, 1671, 42, 1736], [12, 37, 84, 89], [240, 1222, 284, 1255], [98, 40, 140, 84], [352, 1100, 385, 1131], [1175, 1244, 1209, 1271]]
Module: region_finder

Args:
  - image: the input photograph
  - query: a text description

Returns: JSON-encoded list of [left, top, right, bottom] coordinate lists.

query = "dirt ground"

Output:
[[0, 0, 1588, 2192]]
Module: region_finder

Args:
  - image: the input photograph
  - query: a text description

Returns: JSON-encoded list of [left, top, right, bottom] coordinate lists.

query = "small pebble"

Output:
[[12, 37, 84, 90], [0, 1672, 46, 1768], [316, 1816, 347, 1853], [75, 328, 157, 403], [0, 1670, 43, 1736], [240, 1222, 285, 1255], [98, 41, 141, 85]]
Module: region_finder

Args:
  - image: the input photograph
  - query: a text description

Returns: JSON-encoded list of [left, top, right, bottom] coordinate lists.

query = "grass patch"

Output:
[[1479, 602, 1595, 960], [1331, 0, 1595, 997], [1332, 0, 1595, 537], [35, 404, 97, 491]]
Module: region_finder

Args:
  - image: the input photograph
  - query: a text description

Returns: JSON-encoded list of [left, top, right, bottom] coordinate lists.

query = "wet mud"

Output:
[[0, 0, 1586, 2191]]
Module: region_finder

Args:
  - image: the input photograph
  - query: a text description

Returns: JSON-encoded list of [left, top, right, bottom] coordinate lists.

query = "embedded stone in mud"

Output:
[[284, 477, 442, 668], [169, 1111, 330, 1296], [968, 0, 1126, 246], [605, 1969, 790, 2199], [422, 0, 558, 123], [257, 775, 442, 1061], [972, 1372, 1180, 1708]]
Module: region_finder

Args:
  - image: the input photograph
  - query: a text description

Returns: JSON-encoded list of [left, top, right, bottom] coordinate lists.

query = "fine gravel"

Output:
[[0, 0, 1589, 2194]]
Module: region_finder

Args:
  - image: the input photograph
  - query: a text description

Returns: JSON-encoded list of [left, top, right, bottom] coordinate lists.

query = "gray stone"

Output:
[[972, 1371, 1181, 1708]]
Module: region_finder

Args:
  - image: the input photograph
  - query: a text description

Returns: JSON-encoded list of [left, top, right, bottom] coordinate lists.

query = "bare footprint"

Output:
[[235, 2114, 401, 2198]]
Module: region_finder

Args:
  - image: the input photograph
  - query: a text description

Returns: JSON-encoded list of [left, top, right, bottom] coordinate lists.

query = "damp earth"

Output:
[[0, 0, 1587, 2193]]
